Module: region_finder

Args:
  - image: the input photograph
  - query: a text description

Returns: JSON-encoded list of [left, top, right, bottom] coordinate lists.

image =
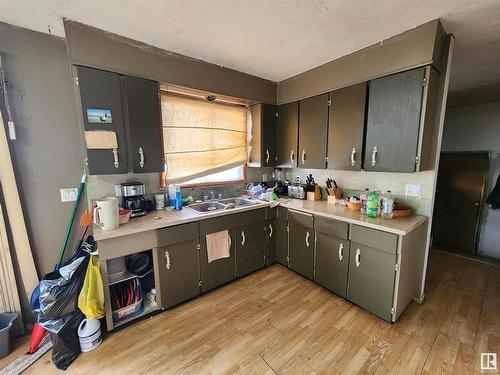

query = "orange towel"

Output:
[[206, 230, 231, 263]]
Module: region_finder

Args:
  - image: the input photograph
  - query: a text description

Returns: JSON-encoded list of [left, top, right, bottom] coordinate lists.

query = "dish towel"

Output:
[[206, 230, 231, 263]]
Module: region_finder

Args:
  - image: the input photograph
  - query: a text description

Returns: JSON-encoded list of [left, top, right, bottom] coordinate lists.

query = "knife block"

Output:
[[307, 185, 322, 201]]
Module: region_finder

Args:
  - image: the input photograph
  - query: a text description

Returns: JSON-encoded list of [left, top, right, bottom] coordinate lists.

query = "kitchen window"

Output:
[[161, 91, 248, 186]]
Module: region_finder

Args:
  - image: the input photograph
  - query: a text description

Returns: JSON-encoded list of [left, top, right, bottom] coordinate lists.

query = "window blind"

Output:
[[161, 93, 247, 183]]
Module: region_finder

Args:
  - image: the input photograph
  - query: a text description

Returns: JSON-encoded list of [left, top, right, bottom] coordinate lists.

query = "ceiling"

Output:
[[1, 0, 500, 97]]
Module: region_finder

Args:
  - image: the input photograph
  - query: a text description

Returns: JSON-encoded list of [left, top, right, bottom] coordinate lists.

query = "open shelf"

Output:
[[108, 268, 153, 286], [113, 301, 158, 329]]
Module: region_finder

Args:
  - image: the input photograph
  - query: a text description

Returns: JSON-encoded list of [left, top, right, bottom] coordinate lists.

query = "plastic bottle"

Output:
[[360, 188, 369, 215], [382, 190, 394, 219], [168, 184, 176, 207], [175, 185, 182, 210], [366, 190, 379, 218]]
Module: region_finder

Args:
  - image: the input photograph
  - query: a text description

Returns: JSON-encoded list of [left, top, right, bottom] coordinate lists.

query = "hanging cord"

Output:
[[0, 55, 14, 123]]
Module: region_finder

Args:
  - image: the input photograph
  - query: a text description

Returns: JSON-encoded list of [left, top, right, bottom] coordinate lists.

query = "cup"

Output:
[[93, 197, 119, 231], [155, 193, 165, 210]]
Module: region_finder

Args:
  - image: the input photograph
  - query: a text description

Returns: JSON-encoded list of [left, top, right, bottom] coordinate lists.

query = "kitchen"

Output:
[[0, 2, 499, 374]]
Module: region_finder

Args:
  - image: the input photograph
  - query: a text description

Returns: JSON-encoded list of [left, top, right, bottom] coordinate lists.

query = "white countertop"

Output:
[[94, 198, 427, 241]]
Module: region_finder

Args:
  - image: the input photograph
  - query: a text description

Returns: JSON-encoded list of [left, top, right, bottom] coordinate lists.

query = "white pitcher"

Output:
[[93, 197, 119, 231]]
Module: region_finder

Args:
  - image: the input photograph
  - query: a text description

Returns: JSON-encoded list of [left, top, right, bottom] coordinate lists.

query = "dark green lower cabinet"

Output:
[[199, 230, 236, 292], [314, 233, 350, 298], [289, 223, 314, 280], [275, 218, 288, 266], [236, 222, 266, 277], [157, 239, 200, 308], [347, 242, 397, 322], [265, 220, 276, 266]]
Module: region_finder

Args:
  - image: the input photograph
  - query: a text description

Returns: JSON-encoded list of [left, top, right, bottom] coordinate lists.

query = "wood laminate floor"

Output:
[[1, 249, 499, 374]]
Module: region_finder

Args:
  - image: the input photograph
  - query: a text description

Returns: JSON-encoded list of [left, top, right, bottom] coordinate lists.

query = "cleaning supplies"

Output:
[[168, 184, 176, 207], [77, 318, 102, 352], [175, 185, 182, 210]]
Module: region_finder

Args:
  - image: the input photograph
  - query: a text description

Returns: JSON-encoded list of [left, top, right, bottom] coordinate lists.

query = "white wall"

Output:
[[442, 101, 500, 260]]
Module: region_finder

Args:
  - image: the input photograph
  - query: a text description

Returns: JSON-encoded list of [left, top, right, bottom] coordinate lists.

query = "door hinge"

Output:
[[286, 256, 289, 263], [422, 77, 427, 87], [415, 156, 419, 164], [391, 307, 395, 316], [198, 280, 202, 287], [275, 112, 279, 117], [196, 244, 201, 251], [286, 225, 289, 232], [327, 100, 332, 106], [395, 264, 399, 272], [75, 76, 79, 86]]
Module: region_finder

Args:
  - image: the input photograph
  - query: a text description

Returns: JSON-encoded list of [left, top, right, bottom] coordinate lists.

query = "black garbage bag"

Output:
[[49, 310, 84, 370], [37, 237, 95, 332]]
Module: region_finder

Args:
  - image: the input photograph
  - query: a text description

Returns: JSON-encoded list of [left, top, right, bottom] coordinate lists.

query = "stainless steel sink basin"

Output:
[[187, 202, 226, 214], [219, 198, 257, 207], [187, 197, 258, 214]]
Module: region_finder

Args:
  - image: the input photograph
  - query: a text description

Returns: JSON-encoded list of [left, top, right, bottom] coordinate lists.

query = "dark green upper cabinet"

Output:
[[276, 101, 299, 168], [123, 76, 164, 173], [77, 66, 129, 174], [248, 103, 277, 167], [298, 93, 329, 169], [364, 68, 426, 172], [327, 83, 367, 171]]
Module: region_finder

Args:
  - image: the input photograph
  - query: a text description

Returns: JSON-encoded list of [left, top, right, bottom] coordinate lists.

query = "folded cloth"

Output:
[[486, 174, 500, 209], [206, 230, 231, 263]]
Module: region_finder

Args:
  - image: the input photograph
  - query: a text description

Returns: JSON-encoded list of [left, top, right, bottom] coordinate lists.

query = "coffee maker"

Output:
[[121, 182, 148, 217]]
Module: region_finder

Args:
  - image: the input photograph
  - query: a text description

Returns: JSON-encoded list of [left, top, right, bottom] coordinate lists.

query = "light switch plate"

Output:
[[405, 184, 421, 197], [114, 184, 122, 197], [60, 188, 78, 202]]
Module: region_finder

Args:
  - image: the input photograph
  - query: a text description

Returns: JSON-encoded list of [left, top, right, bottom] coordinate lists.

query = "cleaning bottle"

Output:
[[175, 185, 182, 210], [168, 184, 176, 207], [366, 190, 379, 218]]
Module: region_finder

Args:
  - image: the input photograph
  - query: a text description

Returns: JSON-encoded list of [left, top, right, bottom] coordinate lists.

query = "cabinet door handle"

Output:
[[351, 148, 356, 166], [268, 223, 273, 237], [305, 231, 310, 247], [355, 248, 361, 267], [371, 146, 378, 167], [165, 250, 171, 270], [290, 149, 295, 163], [265, 149, 270, 164], [338, 242, 344, 261], [301, 149, 306, 165], [241, 230, 246, 246], [112, 148, 119, 168], [139, 147, 145, 168]]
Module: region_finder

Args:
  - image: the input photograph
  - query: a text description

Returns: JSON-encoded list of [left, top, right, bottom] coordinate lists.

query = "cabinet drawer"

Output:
[[350, 225, 397, 254], [156, 222, 198, 247], [314, 216, 348, 239], [199, 208, 265, 235], [288, 210, 313, 229]]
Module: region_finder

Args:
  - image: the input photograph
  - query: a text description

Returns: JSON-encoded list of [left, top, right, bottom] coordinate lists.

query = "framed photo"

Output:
[[87, 108, 112, 124]]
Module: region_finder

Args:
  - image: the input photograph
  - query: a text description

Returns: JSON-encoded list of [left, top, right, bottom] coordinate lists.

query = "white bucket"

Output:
[[78, 318, 102, 352]]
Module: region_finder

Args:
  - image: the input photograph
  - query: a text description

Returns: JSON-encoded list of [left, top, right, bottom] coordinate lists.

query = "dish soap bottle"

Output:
[[175, 185, 182, 210], [366, 190, 379, 218]]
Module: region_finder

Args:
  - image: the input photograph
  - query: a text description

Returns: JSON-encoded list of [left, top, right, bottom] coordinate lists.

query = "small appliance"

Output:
[[121, 182, 148, 217], [286, 176, 307, 199]]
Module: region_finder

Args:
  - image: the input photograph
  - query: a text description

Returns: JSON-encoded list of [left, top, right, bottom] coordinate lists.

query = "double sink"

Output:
[[187, 197, 258, 214]]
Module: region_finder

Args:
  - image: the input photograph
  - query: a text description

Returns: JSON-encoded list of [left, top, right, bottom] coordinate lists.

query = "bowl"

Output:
[[119, 209, 132, 224], [346, 201, 361, 211], [393, 203, 414, 218]]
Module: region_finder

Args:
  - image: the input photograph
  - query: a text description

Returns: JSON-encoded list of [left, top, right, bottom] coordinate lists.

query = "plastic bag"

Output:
[[78, 255, 105, 319], [49, 310, 84, 370]]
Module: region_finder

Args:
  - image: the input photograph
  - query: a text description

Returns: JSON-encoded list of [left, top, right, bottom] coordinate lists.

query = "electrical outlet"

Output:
[[60, 188, 78, 202], [262, 174, 267, 182], [405, 184, 421, 197]]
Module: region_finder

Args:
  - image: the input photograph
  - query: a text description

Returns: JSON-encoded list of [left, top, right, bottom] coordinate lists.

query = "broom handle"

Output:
[[56, 174, 86, 268]]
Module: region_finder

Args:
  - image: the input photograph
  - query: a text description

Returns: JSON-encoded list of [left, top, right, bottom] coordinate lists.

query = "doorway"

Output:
[[432, 151, 490, 256]]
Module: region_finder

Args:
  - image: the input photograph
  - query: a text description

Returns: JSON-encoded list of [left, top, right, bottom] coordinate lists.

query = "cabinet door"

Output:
[[315, 233, 350, 298], [265, 220, 276, 266], [276, 218, 288, 266], [347, 243, 397, 322], [199, 229, 236, 292], [328, 83, 366, 171], [289, 223, 314, 280], [276, 102, 299, 167], [77, 66, 128, 174], [298, 93, 329, 169], [364, 68, 425, 172], [123, 76, 163, 173], [157, 239, 200, 308], [236, 222, 265, 277], [262, 104, 277, 167]]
